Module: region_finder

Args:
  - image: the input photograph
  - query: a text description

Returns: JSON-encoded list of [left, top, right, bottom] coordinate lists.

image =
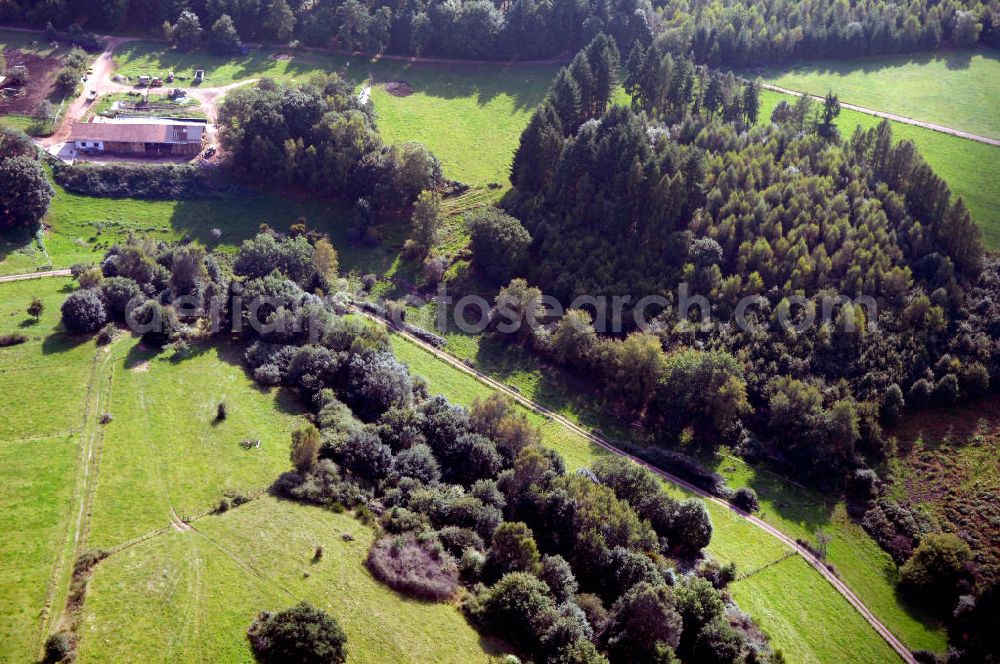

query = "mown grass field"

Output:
[[715, 456, 947, 652], [79, 497, 495, 663], [369, 61, 558, 183], [86, 338, 305, 549], [758, 89, 1000, 250], [389, 333, 901, 663], [110, 41, 346, 87], [752, 49, 1000, 141], [0, 278, 93, 663], [0, 177, 404, 277]]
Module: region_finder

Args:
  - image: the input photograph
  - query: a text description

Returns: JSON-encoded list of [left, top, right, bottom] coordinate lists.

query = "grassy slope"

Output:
[[0, 177, 406, 277], [0, 434, 77, 662], [759, 89, 1000, 249], [87, 339, 305, 549], [79, 497, 495, 663], [370, 61, 558, 183], [390, 334, 900, 664], [0, 277, 93, 663], [716, 457, 947, 652], [753, 49, 1000, 140]]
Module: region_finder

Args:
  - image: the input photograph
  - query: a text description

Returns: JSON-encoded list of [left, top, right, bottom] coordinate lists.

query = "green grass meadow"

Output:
[[0, 278, 94, 663], [758, 89, 1000, 249], [369, 61, 558, 183], [79, 497, 495, 663], [0, 177, 409, 278], [111, 41, 346, 87], [0, 434, 79, 661], [753, 49, 1000, 140], [389, 333, 901, 663], [86, 339, 305, 549]]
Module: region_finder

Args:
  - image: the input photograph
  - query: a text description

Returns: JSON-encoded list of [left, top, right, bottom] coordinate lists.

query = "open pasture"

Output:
[[78, 497, 496, 663], [87, 338, 306, 549], [0, 277, 93, 663], [753, 49, 1000, 141]]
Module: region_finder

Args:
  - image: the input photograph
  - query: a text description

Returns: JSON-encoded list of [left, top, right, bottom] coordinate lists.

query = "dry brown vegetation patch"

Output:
[[890, 394, 1000, 583], [383, 80, 415, 97]]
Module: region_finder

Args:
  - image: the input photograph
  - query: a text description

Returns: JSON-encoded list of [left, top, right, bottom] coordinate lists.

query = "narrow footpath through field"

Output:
[[760, 82, 1000, 147]]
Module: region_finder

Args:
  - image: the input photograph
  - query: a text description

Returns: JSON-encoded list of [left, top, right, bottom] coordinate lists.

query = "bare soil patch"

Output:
[[0, 48, 62, 115], [383, 80, 415, 97], [272, 53, 294, 61]]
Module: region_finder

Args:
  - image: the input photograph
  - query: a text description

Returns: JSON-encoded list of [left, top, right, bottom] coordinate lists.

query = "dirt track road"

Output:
[[36, 34, 254, 148], [349, 303, 918, 664], [0, 268, 71, 283], [761, 82, 1000, 147]]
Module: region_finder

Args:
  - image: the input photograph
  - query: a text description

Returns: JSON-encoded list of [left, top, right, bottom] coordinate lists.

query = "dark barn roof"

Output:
[[70, 121, 204, 144]]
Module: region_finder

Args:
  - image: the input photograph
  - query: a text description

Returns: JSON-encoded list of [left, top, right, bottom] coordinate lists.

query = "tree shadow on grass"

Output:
[[369, 58, 558, 112], [211, 338, 305, 417], [471, 332, 634, 441], [41, 330, 90, 354], [761, 47, 995, 80], [0, 227, 40, 269], [123, 337, 162, 369], [166, 196, 403, 277]]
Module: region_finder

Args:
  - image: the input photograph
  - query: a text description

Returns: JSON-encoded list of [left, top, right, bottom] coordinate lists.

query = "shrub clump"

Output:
[[247, 602, 347, 664], [43, 632, 71, 663], [61, 289, 108, 335], [731, 487, 760, 513], [0, 333, 27, 347], [366, 532, 459, 601]]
